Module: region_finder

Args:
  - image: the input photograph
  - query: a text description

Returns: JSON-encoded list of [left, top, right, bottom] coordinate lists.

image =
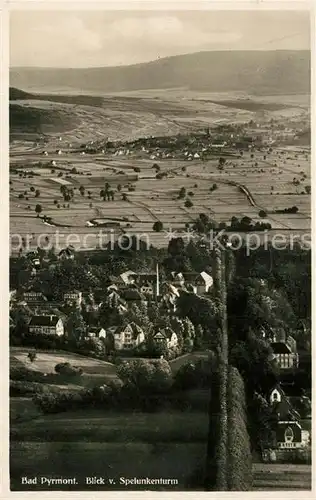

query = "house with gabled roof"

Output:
[[154, 327, 178, 349], [28, 315, 64, 336], [109, 322, 145, 350]]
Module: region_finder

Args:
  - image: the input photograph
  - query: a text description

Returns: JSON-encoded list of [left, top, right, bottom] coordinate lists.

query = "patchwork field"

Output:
[[10, 146, 310, 252], [9, 90, 310, 253]]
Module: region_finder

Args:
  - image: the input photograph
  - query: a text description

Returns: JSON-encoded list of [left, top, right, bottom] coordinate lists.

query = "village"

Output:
[[8, 11, 311, 489], [10, 240, 311, 466]]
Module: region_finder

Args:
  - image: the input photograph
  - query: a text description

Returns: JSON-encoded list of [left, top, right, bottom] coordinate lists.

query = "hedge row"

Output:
[[227, 366, 253, 490], [203, 366, 252, 491]]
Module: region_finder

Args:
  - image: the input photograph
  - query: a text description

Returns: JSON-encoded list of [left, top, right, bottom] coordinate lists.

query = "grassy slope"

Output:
[[11, 348, 117, 376]]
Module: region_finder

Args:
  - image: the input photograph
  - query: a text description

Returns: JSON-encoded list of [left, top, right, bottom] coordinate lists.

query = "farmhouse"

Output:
[[29, 315, 64, 336], [110, 322, 145, 350]]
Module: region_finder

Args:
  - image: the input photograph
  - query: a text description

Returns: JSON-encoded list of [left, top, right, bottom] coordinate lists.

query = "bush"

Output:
[[10, 380, 46, 397], [153, 221, 164, 232], [173, 357, 216, 391], [54, 362, 83, 377], [33, 390, 85, 414], [27, 351, 37, 362], [185, 199, 193, 208]]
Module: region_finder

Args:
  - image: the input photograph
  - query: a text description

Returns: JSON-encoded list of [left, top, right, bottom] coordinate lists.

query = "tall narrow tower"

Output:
[[156, 262, 160, 299]]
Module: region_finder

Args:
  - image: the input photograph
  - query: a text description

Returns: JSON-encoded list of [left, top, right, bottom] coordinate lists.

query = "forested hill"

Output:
[[10, 50, 310, 95]]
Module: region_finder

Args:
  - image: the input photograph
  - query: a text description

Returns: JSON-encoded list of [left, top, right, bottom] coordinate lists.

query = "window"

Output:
[[284, 427, 294, 443]]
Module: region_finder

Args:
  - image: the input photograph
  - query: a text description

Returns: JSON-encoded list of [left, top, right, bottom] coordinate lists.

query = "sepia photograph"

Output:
[[9, 6, 311, 492]]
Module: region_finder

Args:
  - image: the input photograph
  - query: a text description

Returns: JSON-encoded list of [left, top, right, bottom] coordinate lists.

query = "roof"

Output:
[[137, 273, 157, 283], [122, 289, 145, 301], [115, 322, 144, 340], [140, 281, 154, 288], [182, 272, 199, 282], [159, 327, 177, 340], [200, 271, 213, 287], [163, 283, 180, 297], [29, 315, 60, 327], [120, 270, 137, 284], [271, 342, 292, 354], [64, 290, 82, 296], [88, 326, 105, 333]]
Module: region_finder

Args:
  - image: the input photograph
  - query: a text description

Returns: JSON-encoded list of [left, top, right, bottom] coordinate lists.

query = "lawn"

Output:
[[11, 348, 118, 378]]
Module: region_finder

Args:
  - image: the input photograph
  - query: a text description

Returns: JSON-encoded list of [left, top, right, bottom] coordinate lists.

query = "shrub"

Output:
[[153, 221, 163, 232], [54, 362, 83, 377], [27, 351, 37, 362], [10, 380, 46, 397], [185, 199, 193, 208], [33, 390, 84, 414], [258, 210, 267, 218]]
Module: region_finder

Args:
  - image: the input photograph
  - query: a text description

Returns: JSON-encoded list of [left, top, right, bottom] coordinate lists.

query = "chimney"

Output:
[[156, 262, 160, 298]]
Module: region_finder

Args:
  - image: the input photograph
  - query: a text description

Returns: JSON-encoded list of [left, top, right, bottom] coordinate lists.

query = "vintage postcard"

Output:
[[5, 1, 312, 494]]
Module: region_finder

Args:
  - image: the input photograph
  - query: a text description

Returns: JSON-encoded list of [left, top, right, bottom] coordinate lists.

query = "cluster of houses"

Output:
[[12, 268, 305, 373], [11, 266, 214, 353]]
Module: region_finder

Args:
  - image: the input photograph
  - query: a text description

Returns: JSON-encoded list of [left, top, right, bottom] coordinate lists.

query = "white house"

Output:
[[29, 315, 64, 336], [111, 322, 145, 350], [271, 341, 299, 370]]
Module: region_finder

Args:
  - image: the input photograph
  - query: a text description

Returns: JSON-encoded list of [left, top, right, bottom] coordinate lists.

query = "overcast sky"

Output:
[[10, 10, 310, 68]]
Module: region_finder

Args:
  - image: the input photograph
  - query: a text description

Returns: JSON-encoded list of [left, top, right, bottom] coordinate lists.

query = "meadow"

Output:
[[10, 409, 312, 491]]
